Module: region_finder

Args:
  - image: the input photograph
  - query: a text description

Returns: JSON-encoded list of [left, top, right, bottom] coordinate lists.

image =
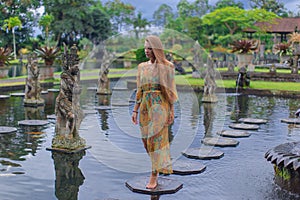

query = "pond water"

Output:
[[0, 80, 300, 200]]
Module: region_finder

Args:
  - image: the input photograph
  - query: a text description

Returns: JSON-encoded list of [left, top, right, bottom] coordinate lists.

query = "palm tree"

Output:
[[38, 14, 54, 47], [132, 12, 150, 39], [2, 16, 22, 60]]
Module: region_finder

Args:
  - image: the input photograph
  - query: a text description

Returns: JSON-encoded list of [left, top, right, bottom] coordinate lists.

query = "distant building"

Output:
[[244, 17, 300, 42]]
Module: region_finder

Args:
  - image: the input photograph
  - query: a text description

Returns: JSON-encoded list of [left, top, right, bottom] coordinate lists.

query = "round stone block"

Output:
[[202, 137, 239, 147], [125, 176, 183, 195], [18, 120, 49, 126], [10, 92, 25, 97], [172, 159, 206, 175], [182, 147, 224, 160], [0, 95, 10, 99], [229, 123, 259, 130], [217, 130, 251, 138], [238, 118, 267, 124], [41, 91, 48, 94], [0, 126, 17, 134], [47, 88, 60, 92], [281, 118, 300, 125]]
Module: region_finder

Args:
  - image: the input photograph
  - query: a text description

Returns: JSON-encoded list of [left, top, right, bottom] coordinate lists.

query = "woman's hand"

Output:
[[132, 112, 138, 125], [168, 109, 174, 125]]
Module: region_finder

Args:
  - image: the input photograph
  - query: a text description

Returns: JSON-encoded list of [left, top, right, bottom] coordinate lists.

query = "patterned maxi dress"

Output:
[[136, 61, 178, 174]]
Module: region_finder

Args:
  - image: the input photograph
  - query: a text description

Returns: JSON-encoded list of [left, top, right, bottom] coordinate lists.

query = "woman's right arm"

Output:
[[132, 64, 142, 125]]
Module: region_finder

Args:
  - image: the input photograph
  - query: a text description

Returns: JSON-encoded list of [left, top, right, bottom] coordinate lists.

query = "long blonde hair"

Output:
[[145, 35, 169, 65]]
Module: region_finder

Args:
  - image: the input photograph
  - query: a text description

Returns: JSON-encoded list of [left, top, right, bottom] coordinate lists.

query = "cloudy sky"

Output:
[[116, 0, 299, 20]]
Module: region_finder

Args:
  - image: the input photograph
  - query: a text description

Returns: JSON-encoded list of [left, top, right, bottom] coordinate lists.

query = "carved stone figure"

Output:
[[52, 44, 85, 150], [24, 53, 45, 106], [202, 58, 218, 103], [97, 46, 114, 95]]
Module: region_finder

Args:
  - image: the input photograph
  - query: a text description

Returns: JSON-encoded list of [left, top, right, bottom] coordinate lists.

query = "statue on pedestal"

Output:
[[97, 45, 114, 95], [202, 58, 218, 103], [24, 53, 44, 106], [52, 44, 85, 150]]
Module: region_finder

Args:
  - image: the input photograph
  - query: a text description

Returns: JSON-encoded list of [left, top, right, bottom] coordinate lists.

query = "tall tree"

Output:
[[132, 12, 150, 39], [38, 13, 54, 47], [212, 0, 244, 10], [249, 0, 287, 16], [2, 16, 22, 59], [104, 0, 135, 32], [153, 4, 174, 27]]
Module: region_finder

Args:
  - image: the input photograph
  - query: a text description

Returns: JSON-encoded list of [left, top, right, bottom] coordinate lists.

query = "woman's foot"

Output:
[[146, 173, 158, 189]]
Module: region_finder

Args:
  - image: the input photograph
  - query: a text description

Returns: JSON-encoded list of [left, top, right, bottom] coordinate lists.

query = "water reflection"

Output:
[[203, 103, 215, 136], [52, 151, 86, 200], [24, 106, 45, 120]]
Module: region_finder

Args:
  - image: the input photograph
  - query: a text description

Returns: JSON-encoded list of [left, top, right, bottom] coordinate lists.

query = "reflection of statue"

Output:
[[203, 103, 215, 136], [202, 58, 217, 102], [97, 45, 114, 95], [52, 151, 85, 200], [53, 44, 85, 150], [98, 110, 109, 131], [24, 106, 44, 120], [24, 53, 45, 106]]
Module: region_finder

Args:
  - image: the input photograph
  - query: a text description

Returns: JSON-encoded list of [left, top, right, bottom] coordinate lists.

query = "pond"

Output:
[[0, 79, 300, 200]]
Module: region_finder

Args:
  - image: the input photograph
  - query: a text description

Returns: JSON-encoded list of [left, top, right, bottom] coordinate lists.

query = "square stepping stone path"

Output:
[[229, 123, 259, 130], [0, 126, 17, 134], [238, 118, 268, 124], [281, 118, 300, 125], [202, 137, 239, 147], [182, 147, 224, 160], [172, 159, 206, 175], [217, 130, 251, 138], [125, 176, 183, 195]]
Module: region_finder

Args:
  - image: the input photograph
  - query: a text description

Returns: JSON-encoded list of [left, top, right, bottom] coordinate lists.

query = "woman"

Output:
[[131, 35, 178, 189]]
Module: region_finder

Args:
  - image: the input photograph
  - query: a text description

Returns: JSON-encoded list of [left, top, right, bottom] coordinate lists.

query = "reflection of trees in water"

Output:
[[203, 103, 216, 136], [0, 130, 45, 161], [230, 95, 249, 121], [288, 98, 300, 118], [52, 151, 85, 200]]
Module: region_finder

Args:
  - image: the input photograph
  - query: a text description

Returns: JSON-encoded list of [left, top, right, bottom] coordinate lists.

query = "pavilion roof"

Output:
[[244, 17, 300, 34]]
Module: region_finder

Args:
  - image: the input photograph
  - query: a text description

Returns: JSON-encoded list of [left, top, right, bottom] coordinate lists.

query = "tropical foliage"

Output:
[[0, 47, 13, 67], [35, 46, 61, 66]]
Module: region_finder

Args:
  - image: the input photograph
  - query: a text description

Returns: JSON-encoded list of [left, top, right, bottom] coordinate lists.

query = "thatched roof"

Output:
[[244, 17, 300, 34]]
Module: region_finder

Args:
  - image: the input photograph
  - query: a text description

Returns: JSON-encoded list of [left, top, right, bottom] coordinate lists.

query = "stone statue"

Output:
[[52, 44, 85, 150], [24, 53, 45, 106], [192, 41, 203, 78], [202, 58, 218, 103], [97, 45, 115, 95]]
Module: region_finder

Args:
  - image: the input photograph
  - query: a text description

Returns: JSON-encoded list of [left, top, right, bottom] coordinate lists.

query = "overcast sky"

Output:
[[116, 0, 299, 20]]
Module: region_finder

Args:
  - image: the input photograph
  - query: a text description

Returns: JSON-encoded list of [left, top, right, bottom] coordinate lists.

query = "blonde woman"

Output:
[[132, 35, 178, 189]]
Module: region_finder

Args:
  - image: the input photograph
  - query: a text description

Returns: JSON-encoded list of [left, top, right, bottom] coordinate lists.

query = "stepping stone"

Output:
[[83, 110, 97, 115], [112, 87, 128, 91], [94, 106, 113, 110], [41, 91, 48, 94], [125, 176, 183, 195], [172, 160, 206, 175], [202, 137, 239, 147], [238, 118, 268, 124], [182, 147, 224, 160], [0, 95, 10, 99], [87, 87, 97, 91], [229, 123, 259, 130], [46, 146, 91, 154], [18, 120, 49, 127], [10, 92, 25, 97], [47, 114, 56, 120], [217, 130, 251, 138], [281, 118, 300, 125], [0, 126, 17, 134], [111, 102, 130, 106], [47, 88, 60, 92]]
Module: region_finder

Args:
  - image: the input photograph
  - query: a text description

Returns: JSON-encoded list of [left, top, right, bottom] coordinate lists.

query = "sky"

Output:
[[115, 0, 300, 20]]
